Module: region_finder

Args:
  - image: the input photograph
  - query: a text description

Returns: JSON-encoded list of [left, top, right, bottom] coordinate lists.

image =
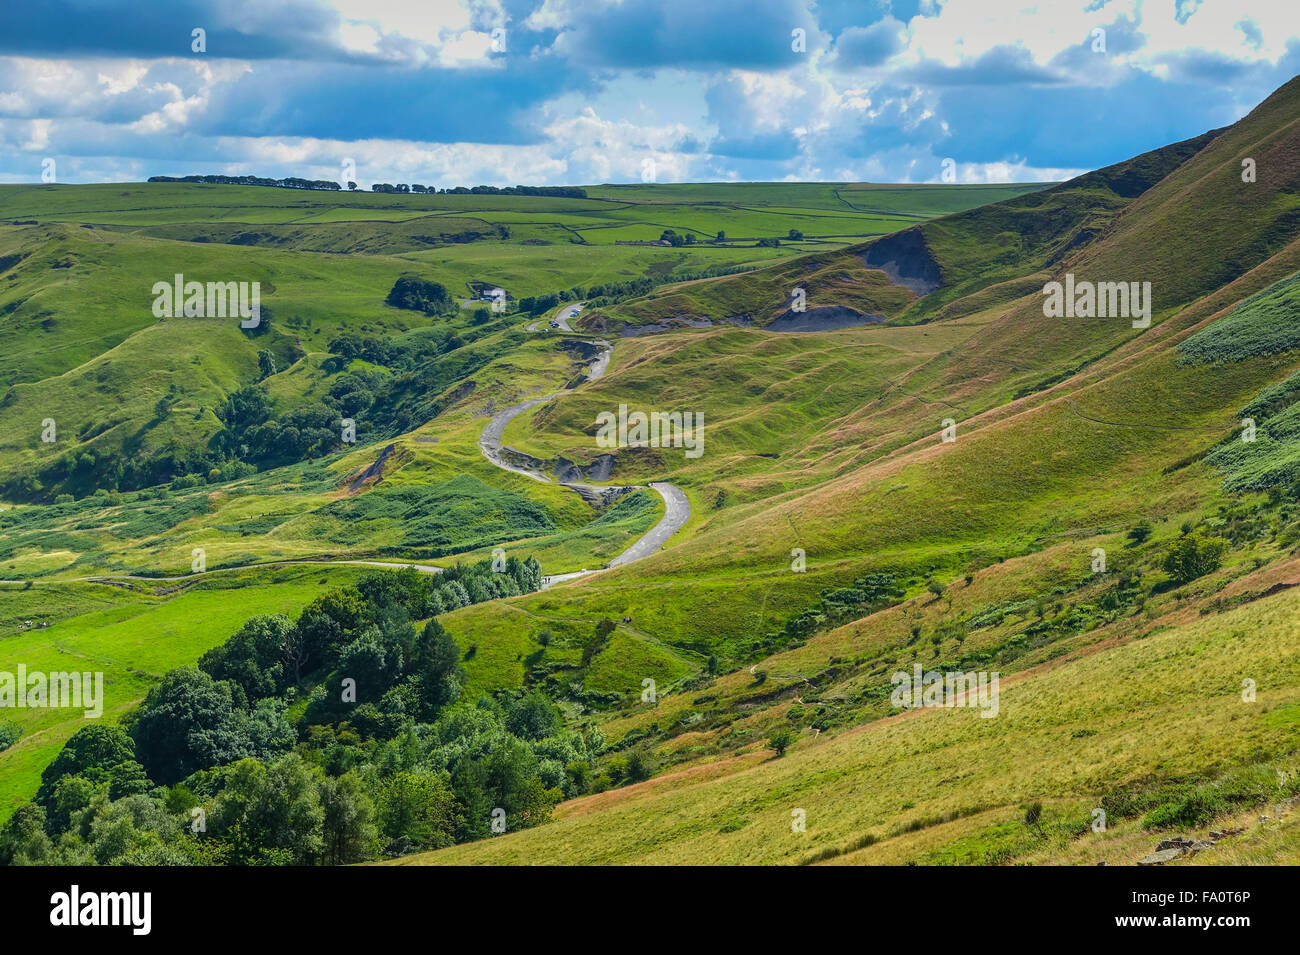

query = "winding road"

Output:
[[479, 308, 692, 587], [553, 303, 583, 332], [526, 301, 584, 333], [608, 482, 690, 567], [12, 309, 688, 593]]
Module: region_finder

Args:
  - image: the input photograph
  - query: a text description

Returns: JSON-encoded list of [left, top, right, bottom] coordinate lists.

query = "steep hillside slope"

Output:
[[395, 571, 1300, 865], [6, 79, 1300, 866], [393, 76, 1300, 850], [589, 122, 1222, 333]]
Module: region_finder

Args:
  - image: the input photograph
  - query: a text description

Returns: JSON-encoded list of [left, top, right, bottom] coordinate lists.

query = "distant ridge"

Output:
[[146, 174, 588, 199], [147, 173, 343, 191]]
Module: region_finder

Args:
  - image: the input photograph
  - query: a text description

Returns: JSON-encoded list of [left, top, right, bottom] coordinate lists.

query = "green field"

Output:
[[5, 78, 1300, 867], [0, 565, 372, 817]]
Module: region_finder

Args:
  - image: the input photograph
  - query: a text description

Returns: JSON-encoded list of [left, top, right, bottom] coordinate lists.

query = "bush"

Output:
[[1162, 533, 1228, 584], [1142, 790, 1223, 830], [768, 728, 795, 757], [623, 749, 654, 783], [0, 721, 21, 752]]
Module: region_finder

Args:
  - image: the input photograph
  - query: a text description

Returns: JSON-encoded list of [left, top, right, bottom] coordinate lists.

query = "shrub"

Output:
[[768, 728, 795, 757], [0, 721, 20, 752], [623, 749, 654, 783], [1162, 533, 1228, 584]]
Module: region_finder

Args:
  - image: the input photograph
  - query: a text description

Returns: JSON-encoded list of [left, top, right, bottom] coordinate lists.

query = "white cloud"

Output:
[[21, 118, 52, 151], [900, 0, 1295, 76], [330, 0, 509, 67]]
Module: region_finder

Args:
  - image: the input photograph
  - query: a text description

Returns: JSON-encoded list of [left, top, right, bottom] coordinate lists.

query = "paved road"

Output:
[[477, 394, 556, 483], [608, 482, 691, 567], [13, 327, 680, 592], [554, 303, 583, 331], [484, 328, 691, 587], [586, 340, 612, 381], [525, 302, 583, 333]]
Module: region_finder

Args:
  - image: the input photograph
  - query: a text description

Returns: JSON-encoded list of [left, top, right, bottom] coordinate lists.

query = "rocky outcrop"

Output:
[[346, 443, 396, 494], [767, 305, 886, 332], [1136, 832, 1239, 866], [563, 484, 637, 510], [859, 227, 942, 296], [495, 446, 616, 484], [555, 454, 616, 483]]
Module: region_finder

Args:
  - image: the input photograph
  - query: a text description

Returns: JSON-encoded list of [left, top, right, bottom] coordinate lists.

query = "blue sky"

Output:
[[1, 0, 1298, 186]]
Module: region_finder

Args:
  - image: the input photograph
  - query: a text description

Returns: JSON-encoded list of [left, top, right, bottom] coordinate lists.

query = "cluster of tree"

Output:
[[192, 562, 539, 737], [211, 387, 344, 467], [439, 185, 587, 198], [369, 184, 587, 198], [655, 228, 802, 248], [200, 323, 501, 471], [6, 373, 386, 501], [4, 312, 514, 504], [3, 444, 250, 502], [325, 332, 458, 372], [385, 275, 458, 317], [658, 228, 697, 247], [357, 559, 542, 619], [0, 562, 589, 867], [0, 705, 575, 866], [517, 287, 585, 315], [148, 175, 342, 191], [210, 362, 401, 467], [354, 332, 513, 436], [144, 176, 588, 200]]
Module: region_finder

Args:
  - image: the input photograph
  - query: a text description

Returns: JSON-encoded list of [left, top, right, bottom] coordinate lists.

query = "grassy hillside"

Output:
[[7, 78, 1300, 867], [394, 574, 1300, 865], [0, 179, 1027, 820], [378, 77, 1300, 864], [585, 129, 1217, 332]]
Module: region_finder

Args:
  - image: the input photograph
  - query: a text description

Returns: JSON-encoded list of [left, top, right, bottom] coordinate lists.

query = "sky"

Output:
[[1, 0, 1298, 187]]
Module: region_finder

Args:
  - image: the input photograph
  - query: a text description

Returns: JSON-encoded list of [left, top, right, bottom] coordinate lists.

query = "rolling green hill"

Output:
[[385, 75, 1300, 863], [5, 78, 1300, 868]]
